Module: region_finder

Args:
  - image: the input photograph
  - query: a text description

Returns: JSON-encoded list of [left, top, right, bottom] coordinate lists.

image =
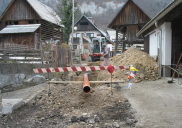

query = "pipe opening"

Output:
[[83, 86, 90, 93]]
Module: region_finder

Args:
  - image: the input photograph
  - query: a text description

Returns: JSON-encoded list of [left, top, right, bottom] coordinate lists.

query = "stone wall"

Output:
[[0, 63, 55, 92]]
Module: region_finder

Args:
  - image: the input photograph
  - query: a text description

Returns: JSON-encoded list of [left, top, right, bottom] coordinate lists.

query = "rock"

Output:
[[94, 117, 100, 122], [23, 75, 46, 86], [2, 99, 24, 115], [89, 119, 95, 124], [113, 122, 120, 128], [126, 119, 134, 125], [80, 122, 86, 125], [139, 74, 145, 79], [80, 116, 86, 122], [71, 116, 77, 123], [51, 77, 62, 81], [82, 113, 87, 116]]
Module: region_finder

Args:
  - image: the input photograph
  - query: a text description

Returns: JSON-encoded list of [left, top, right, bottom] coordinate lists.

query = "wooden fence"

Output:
[[0, 49, 43, 63], [0, 48, 71, 67], [56, 48, 71, 67]]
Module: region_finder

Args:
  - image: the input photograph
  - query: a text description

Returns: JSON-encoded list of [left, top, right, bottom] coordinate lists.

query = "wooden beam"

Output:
[[48, 80, 124, 84]]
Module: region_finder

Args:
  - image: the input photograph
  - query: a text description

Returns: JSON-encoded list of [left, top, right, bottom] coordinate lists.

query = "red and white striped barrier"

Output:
[[33, 66, 130, 74]]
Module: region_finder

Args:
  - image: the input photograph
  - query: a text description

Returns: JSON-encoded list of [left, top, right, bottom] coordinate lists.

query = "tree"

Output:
[[57, 0, 81, 44], [58, 0, 73, 44]]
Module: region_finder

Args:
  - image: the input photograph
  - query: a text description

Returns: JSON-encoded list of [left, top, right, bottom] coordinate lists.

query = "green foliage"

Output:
[[60, 0, 73, 44], [57, 0, 82, 44]]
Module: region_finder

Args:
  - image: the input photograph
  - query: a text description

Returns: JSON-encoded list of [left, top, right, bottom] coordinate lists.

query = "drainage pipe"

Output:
[[83, 73, 91, 94], [155, 21, 162, 76]]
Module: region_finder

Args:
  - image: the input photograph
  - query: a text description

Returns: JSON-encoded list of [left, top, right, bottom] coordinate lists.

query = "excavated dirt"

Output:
[[0, 83, 137, 128], [98, 47, 161, 83]]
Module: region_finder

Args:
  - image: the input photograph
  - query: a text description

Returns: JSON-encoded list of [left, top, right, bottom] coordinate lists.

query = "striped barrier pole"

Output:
[[33, 66, 130, 74]]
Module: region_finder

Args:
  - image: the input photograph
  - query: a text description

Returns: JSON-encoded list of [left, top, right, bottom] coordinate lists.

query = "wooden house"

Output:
[[108, 0, 151, 53], [69, 15, 112, 50], [0, 0, 64, 50]]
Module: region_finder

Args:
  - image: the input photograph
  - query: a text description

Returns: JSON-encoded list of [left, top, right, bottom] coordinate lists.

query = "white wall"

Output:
[[149, 22, 172, 65], [68, 30, 102, 47], [149, 32, 158, 56], [161, 22, 172, 65]]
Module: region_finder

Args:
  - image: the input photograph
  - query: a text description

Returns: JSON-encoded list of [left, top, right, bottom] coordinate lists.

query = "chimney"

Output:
[[88, 17, 94, 24]]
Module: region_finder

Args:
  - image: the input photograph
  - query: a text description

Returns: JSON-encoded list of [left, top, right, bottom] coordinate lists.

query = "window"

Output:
[[73, 45, 77, 49], [86, 33, 94, 37], [80, 21, 89, 25], [76, 33, 80, 37]]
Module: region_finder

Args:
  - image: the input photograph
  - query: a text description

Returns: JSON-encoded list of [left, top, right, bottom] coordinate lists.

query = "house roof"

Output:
[[108, 0, 151, 28], [0, 24, 41, 34], [136, 0, 182, 37], [0, 0, 64, 27], [75, 15, 112, 43]]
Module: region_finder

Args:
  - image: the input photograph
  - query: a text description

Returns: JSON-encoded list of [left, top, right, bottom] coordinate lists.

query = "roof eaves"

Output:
[[27, 0, 63, 27], [0, 0, 16, 21], [136, 0, 181, 37], [108, 0, 129, 28]]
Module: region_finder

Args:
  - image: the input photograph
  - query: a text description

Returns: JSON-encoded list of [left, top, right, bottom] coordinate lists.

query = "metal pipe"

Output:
[[155, 21, 162, 76], [83, 73, 91, 94]]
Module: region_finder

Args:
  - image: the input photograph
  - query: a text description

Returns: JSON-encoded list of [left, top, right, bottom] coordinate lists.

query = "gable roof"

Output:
[[75, 15, 112, 43], [0, 0, 63, 27], [108, 0, 151, 28], [136, 0, 182, 37], [75, 15, 107, 37]]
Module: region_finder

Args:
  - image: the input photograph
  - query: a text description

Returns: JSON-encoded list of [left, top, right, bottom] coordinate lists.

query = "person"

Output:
[[103, 44, 110, 66], [95, 41, 100, 53]]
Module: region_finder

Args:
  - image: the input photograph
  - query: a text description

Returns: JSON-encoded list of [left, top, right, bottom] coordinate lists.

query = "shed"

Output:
[[108, 0, 151, 53], [0, 0, 64, 50]]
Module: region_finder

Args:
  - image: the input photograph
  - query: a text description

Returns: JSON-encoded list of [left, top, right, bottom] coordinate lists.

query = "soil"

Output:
[[98, 47, 161, 83], [0, 82, 137, 128], [0, 48, 162, 127]]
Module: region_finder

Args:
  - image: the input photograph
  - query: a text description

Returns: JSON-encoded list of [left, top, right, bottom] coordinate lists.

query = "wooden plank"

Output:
[[0, 59, 42, 61], [48, 81, 124, 84], [0, 54, 41, 57], [0, 49, 41, 53]]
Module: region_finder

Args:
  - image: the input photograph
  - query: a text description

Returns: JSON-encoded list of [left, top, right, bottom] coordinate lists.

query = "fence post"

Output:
[[0, 89, 2, 117], [3, 49, 6, 63]]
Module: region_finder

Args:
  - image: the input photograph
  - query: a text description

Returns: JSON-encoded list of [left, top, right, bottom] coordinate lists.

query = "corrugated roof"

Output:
[[27, 0, 63, 27], [0, 0, 64, 27], [0, 24, 41, 34]]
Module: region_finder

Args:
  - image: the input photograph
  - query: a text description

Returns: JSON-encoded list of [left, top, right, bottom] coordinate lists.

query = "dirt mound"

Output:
[[98, 47, 160, 83]]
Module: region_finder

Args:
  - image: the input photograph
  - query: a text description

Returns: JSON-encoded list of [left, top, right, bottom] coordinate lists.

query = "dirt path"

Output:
[[121, 78, 182, 128]]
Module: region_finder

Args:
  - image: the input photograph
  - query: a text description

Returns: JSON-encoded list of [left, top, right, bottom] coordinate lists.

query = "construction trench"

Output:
[[0, 47, 162, 127]]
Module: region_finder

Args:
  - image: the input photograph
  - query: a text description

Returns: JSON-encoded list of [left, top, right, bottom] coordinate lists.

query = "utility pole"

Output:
[[71, 0, 74, 65], [71, 0, 74, 49]]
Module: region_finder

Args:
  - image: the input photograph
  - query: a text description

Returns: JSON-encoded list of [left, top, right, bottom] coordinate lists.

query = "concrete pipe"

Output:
[[83, 73, 91, 94]]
